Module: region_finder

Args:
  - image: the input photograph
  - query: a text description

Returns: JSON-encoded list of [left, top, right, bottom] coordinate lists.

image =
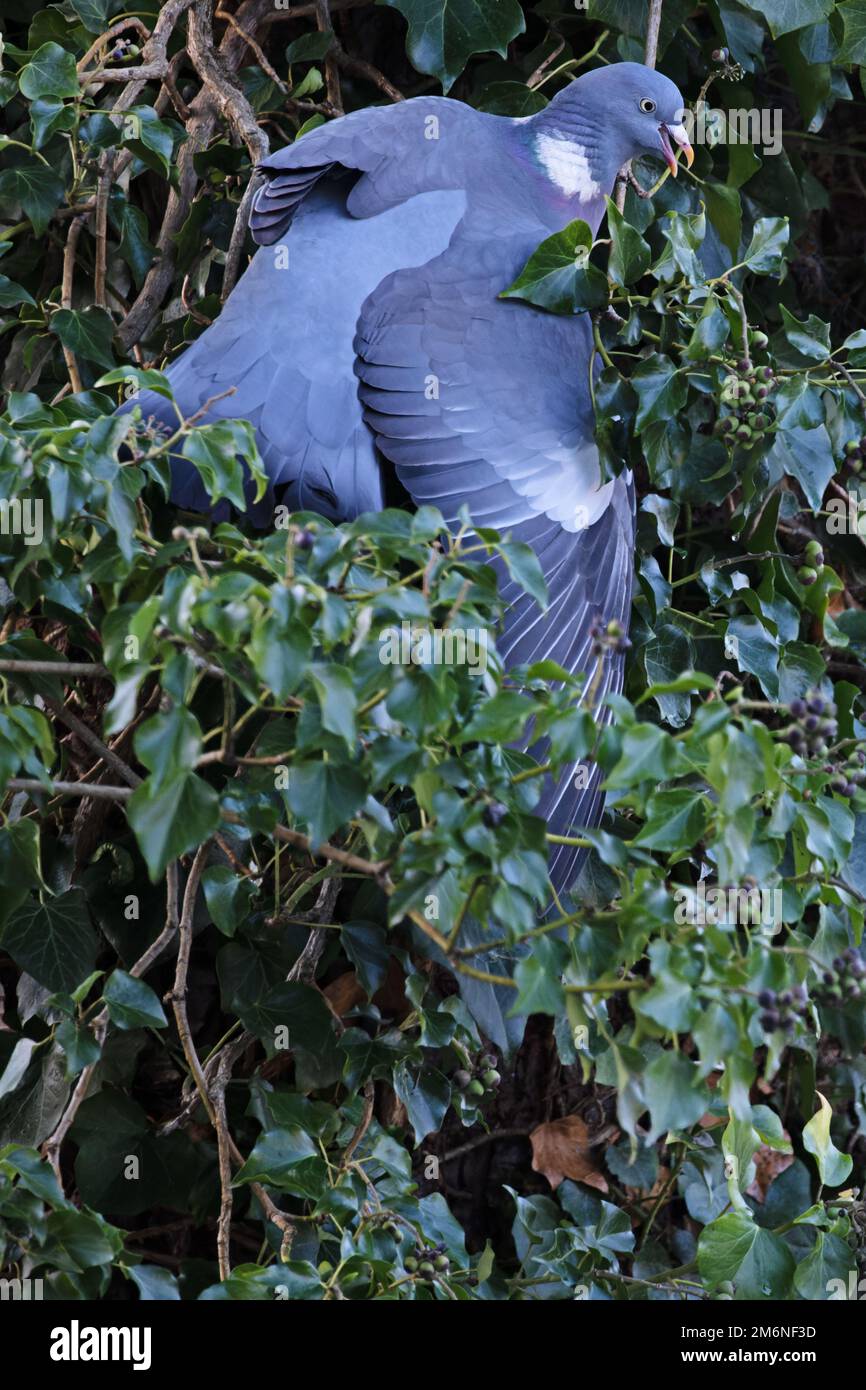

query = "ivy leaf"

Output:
[[802, 1092, 854, 1188], [833, 0, 866, 63], [497, 540, 547, 608], [121, 106, 179, 178], [0, 163, 65, 237], [697, 1208, 796, 1298], [460, 691, 534, 744], [52, 308, 117, 371], [768, 424, 835, 512], [202, 866, 257, 938], [182, 420, 266, 509], [606, 199, 651, 286], [0, 274, 36, 309], [605, 724, 678, 787], [500, 220, 608, 314], [703, 181, 742, 257], [135, 707, 203, 790], [18, 43, 80, 100], [309, 663, 357, 750], [749, 0, 833, 40], [741, 216, 789, 274], [246, 617, 312, 701], [793, 1230, 855, 1300], [631, 354, 687, 431], [643, 1052, 709, 1142], [69, 0, 115, 33], [112, 199, 156, 289], [633, 789, 707, 851], [30, 97, 77, 150], [779, 304, 831, 361], [127, 774, 221, 880], [0, 889, 98, 993], [128, 1266, 182, 1301], [231, 1127, 320, 1186], [685, 294, 731, 359], [285, 30, 334, 64], [393, 1061, 451, 1143], [103, 971, 168, 1030], [378, 0, 526, 93], [725, 615, 779, 699], [285, 760, 367, 847]]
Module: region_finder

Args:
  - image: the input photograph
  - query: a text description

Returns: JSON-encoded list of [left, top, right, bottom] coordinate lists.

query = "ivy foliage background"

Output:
[[3, 0, 866, 1302]]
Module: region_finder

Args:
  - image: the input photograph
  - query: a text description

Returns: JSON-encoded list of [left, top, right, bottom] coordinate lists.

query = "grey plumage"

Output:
[[124, 61, 690, 935]]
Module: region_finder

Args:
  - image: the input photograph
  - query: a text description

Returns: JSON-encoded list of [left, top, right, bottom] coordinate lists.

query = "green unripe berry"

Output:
[[804, 539, 823, 561], [481, 1068, 501, 1088], [845, 439, 861, 457], [468, 1079, 486, 1097], [798, 566, 818, 586], [750, 331, 769, 349], [434, 1254, 450, 1270], [404, 1256, 418, 1271]]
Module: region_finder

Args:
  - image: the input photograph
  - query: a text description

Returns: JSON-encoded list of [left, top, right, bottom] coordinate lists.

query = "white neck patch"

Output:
[[534, 130, 600, 202]]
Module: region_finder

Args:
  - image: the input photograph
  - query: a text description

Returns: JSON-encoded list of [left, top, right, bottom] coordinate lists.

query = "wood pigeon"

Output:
[[125, 61, 692, 901]]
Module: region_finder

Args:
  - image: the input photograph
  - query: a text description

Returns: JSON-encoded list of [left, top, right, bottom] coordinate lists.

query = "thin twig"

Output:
[[314, 0, 342, 113], [59, 216, 87, 393], [644, 0, 664, 68]]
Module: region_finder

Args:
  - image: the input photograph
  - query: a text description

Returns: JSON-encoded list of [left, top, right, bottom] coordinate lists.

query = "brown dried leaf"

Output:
[[529, 1115, 608, 1193], [745, 1140, 794, 1202]]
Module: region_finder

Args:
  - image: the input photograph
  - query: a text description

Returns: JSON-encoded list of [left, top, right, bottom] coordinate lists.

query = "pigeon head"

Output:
[[530, 62, 693, 210]]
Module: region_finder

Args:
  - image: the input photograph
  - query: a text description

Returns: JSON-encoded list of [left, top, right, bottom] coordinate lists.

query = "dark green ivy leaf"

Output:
[[0, 889, 98, 993], [501, 220, 608, 314]]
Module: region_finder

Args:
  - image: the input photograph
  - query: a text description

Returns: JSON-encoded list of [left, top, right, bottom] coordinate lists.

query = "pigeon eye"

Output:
[[639, 97, 657, 113]]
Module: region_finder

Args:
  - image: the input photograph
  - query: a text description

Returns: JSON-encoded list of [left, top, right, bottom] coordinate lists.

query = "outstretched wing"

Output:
[[354, 246, 634, 899], [123, 100, 471, 519]]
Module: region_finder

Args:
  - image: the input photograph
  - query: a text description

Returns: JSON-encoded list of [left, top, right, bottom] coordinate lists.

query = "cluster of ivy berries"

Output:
[[109, 37, 140, 61], [841, 436, 866, 476], [715, 350, 775, 448], [818, 948, 866, 1005], [795, 539, 824, 588], [483, 800, 508, 829], [589, 617, 631, 656], [781, 690, 837, 760], [711, 46, 744, 80], [404, 1244, 451, 1280], [293, 524, 317, 551], [757, 985, 809, 1035], [454, 1052, 501, 1100]]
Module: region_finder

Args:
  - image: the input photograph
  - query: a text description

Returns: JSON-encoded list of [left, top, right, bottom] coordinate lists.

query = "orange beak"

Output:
[[659, 122, 695, 176]]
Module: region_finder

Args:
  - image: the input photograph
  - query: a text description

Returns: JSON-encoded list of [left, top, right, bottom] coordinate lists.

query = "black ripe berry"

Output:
[[483, 801, 508, 829]]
